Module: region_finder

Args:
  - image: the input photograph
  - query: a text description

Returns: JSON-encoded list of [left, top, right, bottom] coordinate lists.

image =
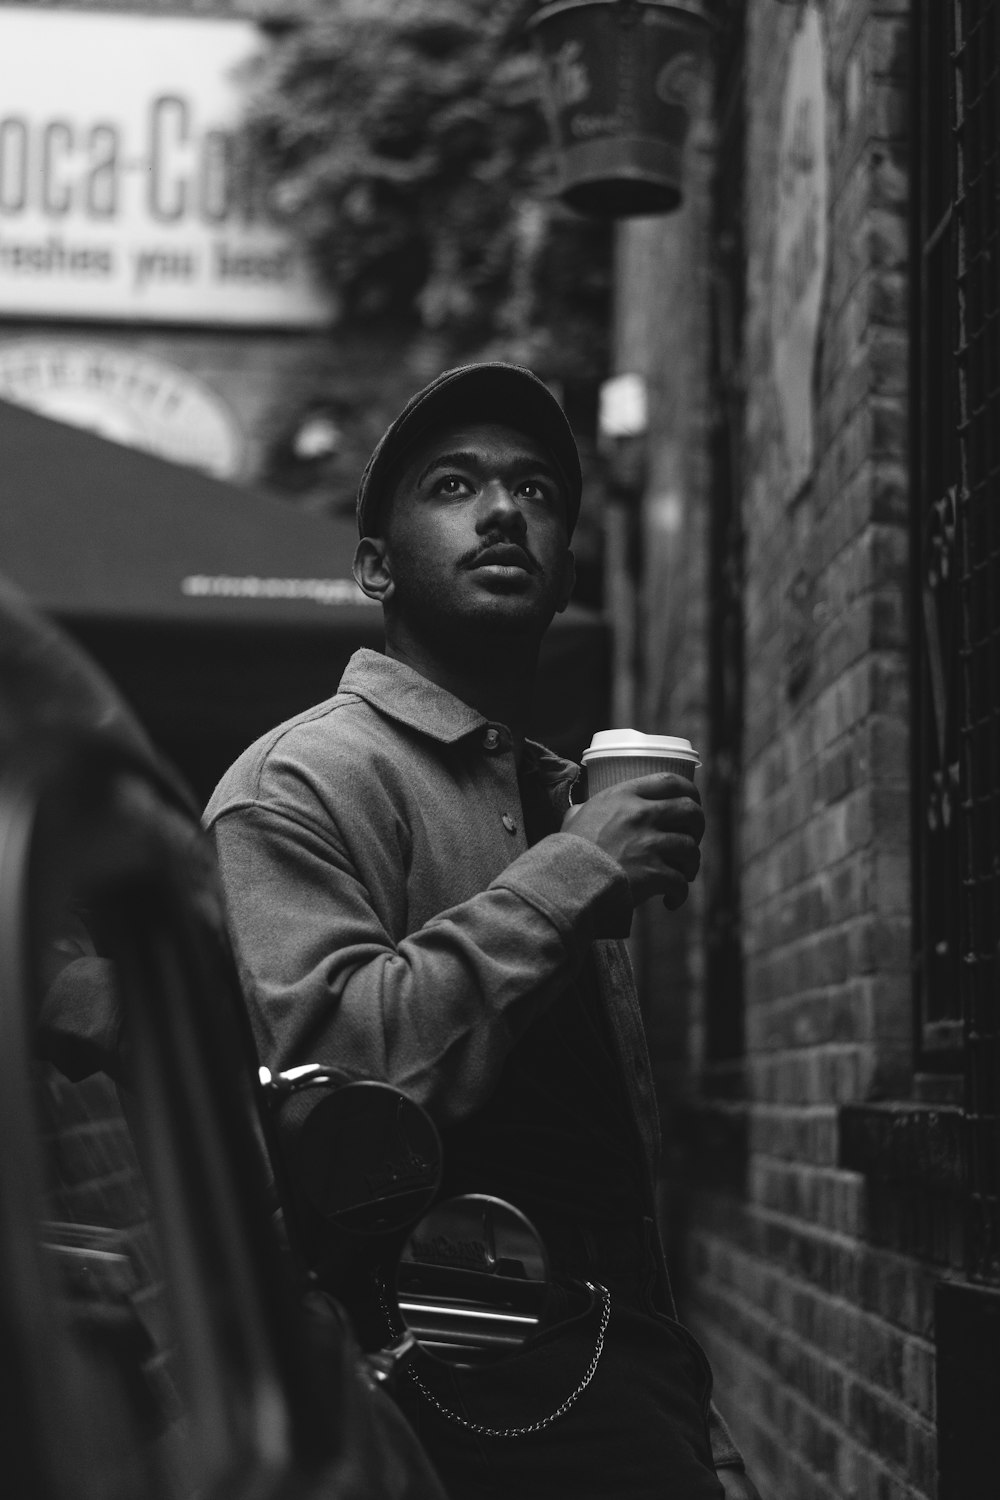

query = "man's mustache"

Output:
[[459, 535, 541, 574]]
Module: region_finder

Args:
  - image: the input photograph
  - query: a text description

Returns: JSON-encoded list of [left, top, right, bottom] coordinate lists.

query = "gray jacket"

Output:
[[205, 648, 742, 1471]]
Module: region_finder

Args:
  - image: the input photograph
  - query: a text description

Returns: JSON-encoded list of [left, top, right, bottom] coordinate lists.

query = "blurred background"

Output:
[[1, 2, 998, 1496]]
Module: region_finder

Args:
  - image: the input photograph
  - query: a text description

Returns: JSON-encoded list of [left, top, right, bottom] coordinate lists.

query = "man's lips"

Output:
[[467, 543, 537, 572]]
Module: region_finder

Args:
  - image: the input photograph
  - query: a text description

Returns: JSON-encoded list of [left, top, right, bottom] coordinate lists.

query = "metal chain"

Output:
[[393, 1281, 612, 1439]]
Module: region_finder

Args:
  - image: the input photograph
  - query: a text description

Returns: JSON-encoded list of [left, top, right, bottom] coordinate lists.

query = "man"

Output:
[[205, 364, 760, 1499]]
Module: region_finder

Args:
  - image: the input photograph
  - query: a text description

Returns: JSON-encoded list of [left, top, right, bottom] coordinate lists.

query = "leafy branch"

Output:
[[245, 0, 612, 382]]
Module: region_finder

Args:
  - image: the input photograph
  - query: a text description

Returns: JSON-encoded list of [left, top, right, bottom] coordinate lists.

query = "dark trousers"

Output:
[[395, 1219, 724, 1500]]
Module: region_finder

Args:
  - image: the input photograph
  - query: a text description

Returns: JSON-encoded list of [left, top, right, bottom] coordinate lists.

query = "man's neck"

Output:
[[383, 631, 538, 761]]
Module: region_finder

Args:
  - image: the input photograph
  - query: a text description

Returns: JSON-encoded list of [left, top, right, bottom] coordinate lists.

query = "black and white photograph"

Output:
[[0, 2, 996, 1497]]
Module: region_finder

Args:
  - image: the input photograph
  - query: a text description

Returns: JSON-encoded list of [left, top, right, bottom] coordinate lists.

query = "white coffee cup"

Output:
[[580, 729, 701, 796]]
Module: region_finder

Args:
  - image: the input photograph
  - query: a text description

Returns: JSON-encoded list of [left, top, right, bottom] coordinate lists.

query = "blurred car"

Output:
[[0, 576, 448, 1500]]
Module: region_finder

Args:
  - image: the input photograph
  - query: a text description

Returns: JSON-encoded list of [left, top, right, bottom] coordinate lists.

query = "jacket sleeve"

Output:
[[208, 797, 632, 1127]]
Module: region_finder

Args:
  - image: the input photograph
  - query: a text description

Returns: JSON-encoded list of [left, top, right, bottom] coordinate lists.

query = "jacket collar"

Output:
[[339, 648, 490, 744], [339, 649, 580, 790]]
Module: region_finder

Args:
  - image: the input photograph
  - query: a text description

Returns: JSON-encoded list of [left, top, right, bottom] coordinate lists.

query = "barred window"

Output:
[[913, 0, 1000, 1278]]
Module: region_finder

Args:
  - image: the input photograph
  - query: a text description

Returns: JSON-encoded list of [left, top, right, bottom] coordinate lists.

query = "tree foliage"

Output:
[[246, 0, 612, 382]]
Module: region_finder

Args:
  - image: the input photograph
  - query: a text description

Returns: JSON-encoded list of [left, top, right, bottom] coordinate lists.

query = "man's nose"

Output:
[[477, 479, 527, 534]]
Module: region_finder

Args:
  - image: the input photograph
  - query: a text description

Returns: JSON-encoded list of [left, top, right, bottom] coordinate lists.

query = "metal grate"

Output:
[[913, 0, 964, 1064], [952, 0, 1000, 1282]]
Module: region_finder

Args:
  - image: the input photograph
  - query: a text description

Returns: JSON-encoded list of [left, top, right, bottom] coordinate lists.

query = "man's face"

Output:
[[363, 419, 576, 644]]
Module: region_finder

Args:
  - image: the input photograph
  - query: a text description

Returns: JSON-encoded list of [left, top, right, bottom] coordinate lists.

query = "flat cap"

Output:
[[356, 362, 582, 537]]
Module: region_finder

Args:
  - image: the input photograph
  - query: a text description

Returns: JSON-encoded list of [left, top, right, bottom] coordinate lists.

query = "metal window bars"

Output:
[[951, 0, 1000, 1283]]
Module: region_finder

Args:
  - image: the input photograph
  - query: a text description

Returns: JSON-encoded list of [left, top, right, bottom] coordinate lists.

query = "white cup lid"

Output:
[[581, 728, 700, 764]]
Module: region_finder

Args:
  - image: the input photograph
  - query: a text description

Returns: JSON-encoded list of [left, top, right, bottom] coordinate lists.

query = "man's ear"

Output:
[[555, 548, 576, 614], [353, 537, 394, 605]]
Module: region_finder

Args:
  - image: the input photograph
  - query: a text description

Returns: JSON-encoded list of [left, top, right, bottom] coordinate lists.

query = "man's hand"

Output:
[[717, 1467, 764, 1500], [561, 772, 705, 909]]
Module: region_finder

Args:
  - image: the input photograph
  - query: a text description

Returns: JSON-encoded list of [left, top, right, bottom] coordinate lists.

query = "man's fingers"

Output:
[[626, 770, 701, 802], [659, 864, 694, 908], [647, 799, 706, 842], [656, 830, 701, 891], [618, 774, 705, 837], [629, 839, 700, 909]]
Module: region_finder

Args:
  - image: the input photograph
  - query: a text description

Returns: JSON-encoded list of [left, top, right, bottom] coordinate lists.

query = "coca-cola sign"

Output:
[[0, 9, 329, 327]]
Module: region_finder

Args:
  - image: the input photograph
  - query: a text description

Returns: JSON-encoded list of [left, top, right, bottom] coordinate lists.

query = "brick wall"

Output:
[[700, 7, 923, 1494], [614, 2, 944, 1496]]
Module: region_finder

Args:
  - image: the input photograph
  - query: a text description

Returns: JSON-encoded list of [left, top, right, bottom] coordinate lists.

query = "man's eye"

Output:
[[433, 474, 473, 497], [517, 480, 554, 504]]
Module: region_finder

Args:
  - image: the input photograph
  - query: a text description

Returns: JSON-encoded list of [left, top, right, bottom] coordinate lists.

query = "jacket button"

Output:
[[501, 813, 517, 834], [483, 728, 500, 750]]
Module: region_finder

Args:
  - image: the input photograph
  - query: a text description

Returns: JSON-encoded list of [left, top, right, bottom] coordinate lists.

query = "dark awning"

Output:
[[1, 393, 376, 624], [1, 398, 610, 799]]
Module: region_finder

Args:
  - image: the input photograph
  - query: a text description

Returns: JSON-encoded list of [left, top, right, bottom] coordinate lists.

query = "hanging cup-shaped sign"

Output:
[[529, 0, 717, 217]]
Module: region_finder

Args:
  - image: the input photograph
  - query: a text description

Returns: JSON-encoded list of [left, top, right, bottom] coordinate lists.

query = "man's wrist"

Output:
[[494, 831, 633, 942]]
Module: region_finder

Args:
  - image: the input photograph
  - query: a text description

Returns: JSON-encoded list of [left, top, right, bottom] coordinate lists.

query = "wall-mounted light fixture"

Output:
[[598, 371, 649, 497]]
